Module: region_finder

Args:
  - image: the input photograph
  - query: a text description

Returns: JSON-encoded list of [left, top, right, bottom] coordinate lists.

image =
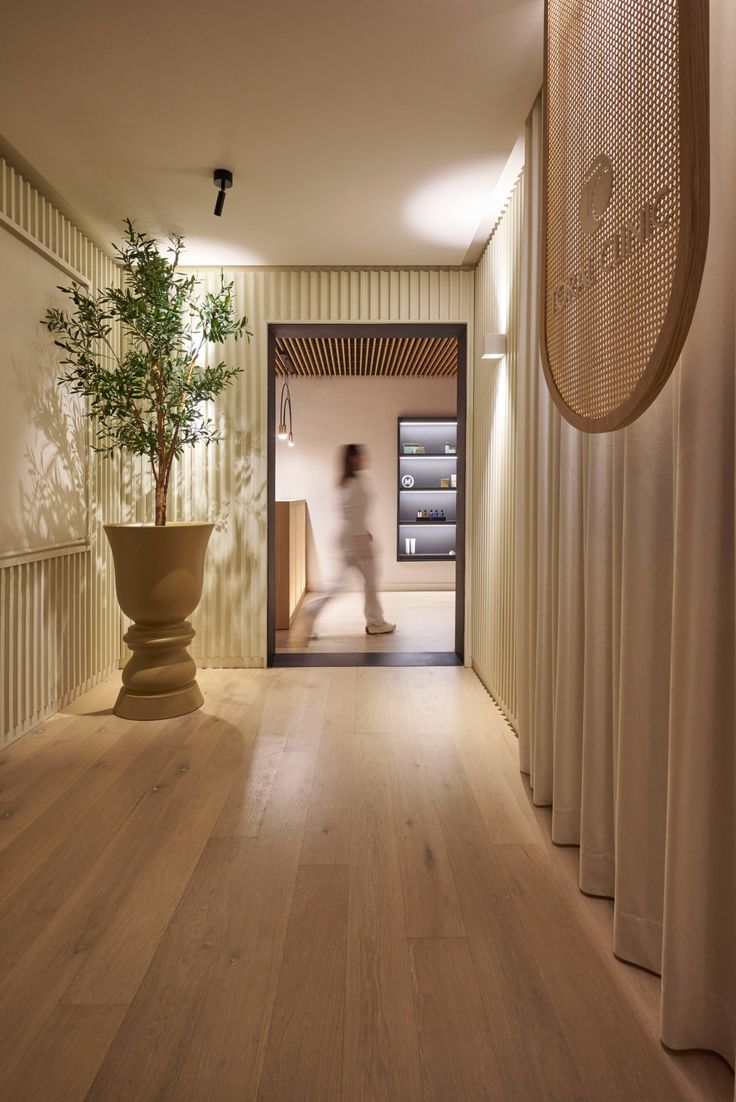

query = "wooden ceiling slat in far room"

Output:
[[275, 336, 458, 378], [393, 337, 411, 376], [432, 340, 457, 377]]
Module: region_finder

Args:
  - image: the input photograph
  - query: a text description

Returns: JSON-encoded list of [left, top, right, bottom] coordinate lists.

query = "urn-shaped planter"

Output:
[[104, 523, 213, 720]]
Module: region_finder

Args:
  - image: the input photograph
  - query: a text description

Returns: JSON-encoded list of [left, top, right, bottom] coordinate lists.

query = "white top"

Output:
[[340, 474, 371, 540]]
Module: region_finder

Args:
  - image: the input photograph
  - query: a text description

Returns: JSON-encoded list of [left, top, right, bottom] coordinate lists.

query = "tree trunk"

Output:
[[155, 480, 167, 526]]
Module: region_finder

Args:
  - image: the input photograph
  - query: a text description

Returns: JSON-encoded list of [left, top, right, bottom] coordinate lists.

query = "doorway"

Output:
[[267, 324, 467, 666]]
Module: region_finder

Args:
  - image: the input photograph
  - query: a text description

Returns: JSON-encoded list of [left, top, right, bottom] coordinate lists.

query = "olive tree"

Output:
[[44, 219, 251, 524]]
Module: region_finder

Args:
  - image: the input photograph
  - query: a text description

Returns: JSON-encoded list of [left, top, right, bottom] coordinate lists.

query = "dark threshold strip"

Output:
[[271, 651, 462, 668]]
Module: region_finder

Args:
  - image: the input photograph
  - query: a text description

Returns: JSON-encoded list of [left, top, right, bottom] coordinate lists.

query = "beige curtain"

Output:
[[515, 1, 735, 1075]]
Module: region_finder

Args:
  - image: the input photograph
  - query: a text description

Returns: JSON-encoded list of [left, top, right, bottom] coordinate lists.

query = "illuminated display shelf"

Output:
[[397, 415, 457, 562]]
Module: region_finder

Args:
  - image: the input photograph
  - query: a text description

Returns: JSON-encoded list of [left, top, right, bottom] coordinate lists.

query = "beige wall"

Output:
[[0, 159, 123, 748], [275, 375, 457, 591]]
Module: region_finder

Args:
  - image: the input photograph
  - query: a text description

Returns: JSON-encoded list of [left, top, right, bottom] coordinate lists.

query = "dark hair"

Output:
[[339, 443, 363, 487]]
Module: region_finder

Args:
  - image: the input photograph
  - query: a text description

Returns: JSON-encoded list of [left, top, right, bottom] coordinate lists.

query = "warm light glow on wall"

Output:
[[404, 160, 505, 248]]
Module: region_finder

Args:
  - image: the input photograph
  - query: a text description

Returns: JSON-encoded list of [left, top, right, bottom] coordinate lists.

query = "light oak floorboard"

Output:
[[0, 677, 120, 798], [387, 670, 466, 938], [0, 667, 731, 1102], [412, 697, 588, 1099], [300, 667, 356, 865], [0, 1004, 127, 1102], [342, 669, 424, 1101], [258, 864, 348, 1101], [409, 937, 502, 1101], [0, 715, 126, 854], [62, 718, 242, 1005], [0, 711, 198, 972], [0, 707, 227, 1075], [0, 713, 176, 904], [212, 670, 311, 838], [86, 835, 257, 1101]]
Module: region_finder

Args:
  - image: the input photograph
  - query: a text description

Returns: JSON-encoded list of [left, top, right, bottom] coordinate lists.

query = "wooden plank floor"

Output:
[[0, 667, 732, 1102], [276, 590, 455, 653]]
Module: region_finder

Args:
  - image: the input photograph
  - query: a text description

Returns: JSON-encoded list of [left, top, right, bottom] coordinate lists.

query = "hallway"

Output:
[[0, 667, 730, 1101]]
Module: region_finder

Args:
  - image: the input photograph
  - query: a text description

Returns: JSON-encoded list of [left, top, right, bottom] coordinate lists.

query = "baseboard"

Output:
[[195, 657, 267, 669]]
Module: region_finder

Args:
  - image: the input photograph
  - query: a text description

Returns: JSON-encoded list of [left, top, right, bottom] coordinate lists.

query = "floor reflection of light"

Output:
[[403, 160, 505, 248]]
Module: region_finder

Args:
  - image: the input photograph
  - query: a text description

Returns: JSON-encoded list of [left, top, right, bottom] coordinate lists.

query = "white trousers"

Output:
[[311, 535, 385, 627]]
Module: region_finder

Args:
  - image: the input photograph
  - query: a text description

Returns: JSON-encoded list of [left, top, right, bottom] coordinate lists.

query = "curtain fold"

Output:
[[515, 0, 735, 1073]]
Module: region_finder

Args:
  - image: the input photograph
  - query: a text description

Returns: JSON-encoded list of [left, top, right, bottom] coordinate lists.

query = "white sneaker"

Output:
[[365, 621, 397, 635]]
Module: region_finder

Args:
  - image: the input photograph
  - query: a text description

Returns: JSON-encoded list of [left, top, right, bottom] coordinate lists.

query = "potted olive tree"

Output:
[[44, 220, 251, 720]]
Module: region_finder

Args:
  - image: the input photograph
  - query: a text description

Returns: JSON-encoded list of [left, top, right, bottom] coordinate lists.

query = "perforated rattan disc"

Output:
[[541, 0, 709, 432]]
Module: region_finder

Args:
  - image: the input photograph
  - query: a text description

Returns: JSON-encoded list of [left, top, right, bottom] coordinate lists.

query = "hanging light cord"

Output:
[[278, 378, 294, 444], [277, 352, 295, 444]]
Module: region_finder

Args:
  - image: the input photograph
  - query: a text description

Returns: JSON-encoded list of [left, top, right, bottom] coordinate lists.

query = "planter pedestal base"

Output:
[[105, 523, 213, 723], [114, 619, 203, 721]]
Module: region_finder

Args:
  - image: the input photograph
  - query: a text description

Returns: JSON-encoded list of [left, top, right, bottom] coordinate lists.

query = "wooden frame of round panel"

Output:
[[541, 0, 710, 432]]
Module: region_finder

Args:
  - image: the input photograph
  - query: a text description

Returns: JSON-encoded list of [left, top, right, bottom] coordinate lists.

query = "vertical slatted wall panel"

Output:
[[470, 176, 524, 726], [0, 159, 123, 748], [127, 266, 475, 666]]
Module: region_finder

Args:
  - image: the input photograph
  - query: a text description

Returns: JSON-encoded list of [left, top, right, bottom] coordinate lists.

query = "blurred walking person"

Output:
[[298, 444, 396, 640]]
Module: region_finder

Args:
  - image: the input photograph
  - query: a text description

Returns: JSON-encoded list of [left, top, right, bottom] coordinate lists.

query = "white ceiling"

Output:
[[0, 0, 542, 266]]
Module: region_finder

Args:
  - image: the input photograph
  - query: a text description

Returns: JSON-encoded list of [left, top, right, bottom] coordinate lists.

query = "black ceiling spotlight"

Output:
[[213, 168, 233, 217]]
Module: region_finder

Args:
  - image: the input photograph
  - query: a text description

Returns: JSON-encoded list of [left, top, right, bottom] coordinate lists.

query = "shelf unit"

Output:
[[397, 416, 457, 561]]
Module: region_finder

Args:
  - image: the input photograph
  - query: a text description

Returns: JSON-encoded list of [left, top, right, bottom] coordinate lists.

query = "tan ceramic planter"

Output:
[[104, 523, 214, 720]]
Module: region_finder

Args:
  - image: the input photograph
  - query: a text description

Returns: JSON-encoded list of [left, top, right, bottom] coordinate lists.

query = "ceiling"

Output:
[[0, 0, 542, 267], [276, 336, 457, 377]]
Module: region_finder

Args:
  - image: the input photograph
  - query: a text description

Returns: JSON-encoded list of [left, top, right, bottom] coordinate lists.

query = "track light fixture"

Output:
[[213, 168, 233, 217]]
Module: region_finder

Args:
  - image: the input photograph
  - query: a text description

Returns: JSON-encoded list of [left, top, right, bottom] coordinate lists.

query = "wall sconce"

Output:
[[481, 333, 507, 360], [278, 354, 296, 446]]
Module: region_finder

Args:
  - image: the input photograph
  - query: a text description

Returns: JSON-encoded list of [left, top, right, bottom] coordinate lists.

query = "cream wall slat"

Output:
[[469, 176, 523, 726]]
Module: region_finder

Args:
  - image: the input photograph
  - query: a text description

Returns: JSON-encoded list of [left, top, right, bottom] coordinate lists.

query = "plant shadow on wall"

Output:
[[1, 341, 87, 556], [43, 220, 252, 720], [1, 334, 92, 705]]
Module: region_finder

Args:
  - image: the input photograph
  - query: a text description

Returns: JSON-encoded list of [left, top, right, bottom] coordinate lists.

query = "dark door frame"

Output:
[[267, 322, 468, 666]]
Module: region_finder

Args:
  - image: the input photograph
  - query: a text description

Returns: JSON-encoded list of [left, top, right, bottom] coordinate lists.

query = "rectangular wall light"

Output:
[[482, 333, 507, 359]]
